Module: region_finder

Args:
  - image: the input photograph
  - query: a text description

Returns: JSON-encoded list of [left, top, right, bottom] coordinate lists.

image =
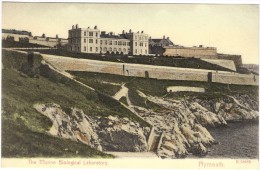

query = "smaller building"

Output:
[[149, 36, 174, 55]]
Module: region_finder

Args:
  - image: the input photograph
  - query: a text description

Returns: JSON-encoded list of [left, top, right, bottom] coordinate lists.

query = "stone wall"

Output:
[[201, 58, 236, 71], [2, 33, 29, 41], [42, 54, 258, 86], [29, 38, 68, 48], [163, 46, 217, 57]]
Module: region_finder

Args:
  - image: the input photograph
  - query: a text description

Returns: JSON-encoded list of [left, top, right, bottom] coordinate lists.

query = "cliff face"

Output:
[[34, 103, 148, 153], [34, 91, 258, 159], [134, 91, 258, 158]]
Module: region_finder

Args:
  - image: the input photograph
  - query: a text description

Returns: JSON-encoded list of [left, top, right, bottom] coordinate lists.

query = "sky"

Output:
[[2, 3, 259, 64]]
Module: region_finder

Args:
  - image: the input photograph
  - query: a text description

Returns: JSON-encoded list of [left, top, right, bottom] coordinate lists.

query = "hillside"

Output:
[[2, 49, 258, 158], [1, 50, 149, 157]]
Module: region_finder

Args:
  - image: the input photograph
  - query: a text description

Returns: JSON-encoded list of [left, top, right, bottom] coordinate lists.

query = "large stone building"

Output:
[[68, 24, 149, 55]]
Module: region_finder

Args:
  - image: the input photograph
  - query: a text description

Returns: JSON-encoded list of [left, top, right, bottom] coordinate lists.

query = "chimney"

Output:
[[141, 31, 144, 33], [129, 29, 132, 33], [101, 31, 106, 35], [199, 45, 203, 47], [76, 24, 78, 29], [167, 37, 169, 40], [56, 34, 59, 38], [110, 32, 113, 35], [72, 25, 74, 29], [163, 35, 165, 39], [94, 25, 97, 29], [149, 36, 151, 39], [122, 30, 125, 34]]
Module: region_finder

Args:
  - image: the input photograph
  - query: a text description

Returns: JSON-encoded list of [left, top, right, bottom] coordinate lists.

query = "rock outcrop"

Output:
[[34, 103, 148, 152], [134, 91, 258, 158], [96, 116, 148, 152]]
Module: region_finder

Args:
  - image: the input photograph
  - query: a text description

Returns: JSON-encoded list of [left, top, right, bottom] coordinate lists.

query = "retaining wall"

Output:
[[42, 54, 258, 86]]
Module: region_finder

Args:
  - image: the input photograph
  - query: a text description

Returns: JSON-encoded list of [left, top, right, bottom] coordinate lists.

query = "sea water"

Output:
[[206, 121, 259, 158]]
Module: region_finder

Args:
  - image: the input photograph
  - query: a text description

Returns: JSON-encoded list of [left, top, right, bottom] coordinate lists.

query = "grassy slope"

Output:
[[69, 71, 258, 110], [1, 50, 147, 157]]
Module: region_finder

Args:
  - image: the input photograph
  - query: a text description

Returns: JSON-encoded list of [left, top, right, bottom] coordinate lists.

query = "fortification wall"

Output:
[[29, 39, 68, 47], [217, 54, 242, 67], [201, 58, 236, 71], [163, 46, 217, 57], [2, 33, 29, 41], [42, 54, 258, 86]]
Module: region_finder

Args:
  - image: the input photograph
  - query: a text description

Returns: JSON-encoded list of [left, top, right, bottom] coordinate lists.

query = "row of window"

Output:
[[83, 46, 130, 53], [70, 38, 147, 47], [84, 31, 99, 37], [134, 35, 148, 41], [100, 40, 130, 46], [135, 49, 148, 54], [135, 42, 147, 47], [70, 31, 99, 37]]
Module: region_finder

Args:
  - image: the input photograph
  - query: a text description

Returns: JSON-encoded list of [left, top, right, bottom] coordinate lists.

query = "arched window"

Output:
[[113, 48, 117, 52], [123, 48, 126, 53], [109, 47, 112, 52], [100, 47, 102, 52], [118, 48, 121, 52], [104, 47, 107, 52]]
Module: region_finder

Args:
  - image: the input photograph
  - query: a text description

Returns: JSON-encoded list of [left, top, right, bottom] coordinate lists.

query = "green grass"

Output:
[[1, 50, 150, 158], [119, 96, 128, 106], [70, 71, 122, 96]]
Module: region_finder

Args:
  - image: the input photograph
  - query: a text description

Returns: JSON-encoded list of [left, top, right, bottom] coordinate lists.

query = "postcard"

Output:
[[1, 1, 259, 170]]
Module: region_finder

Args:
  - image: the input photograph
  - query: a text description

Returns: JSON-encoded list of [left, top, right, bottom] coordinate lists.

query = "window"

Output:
[[89, 32, 93, 36], [135, 42, 137, 46], [84, 46, 86, 51], [145, 43, 147, 47], [114, 41, 117, 45], [96, 32, 98, 37], [135, 49, 137, 54], [90, 47, 92, 52], [123, 42, 126, 46], [140, 49, 142, 53], [109, 41, 112, 45], [105, 40, 107, 45], [84, 38, 86, 43], [84, 32, 86, 36], [96, 39, 98, 44], [118, 41, 122, 45], [89, 39, 93, 43], [127, 42, 129, 46], [145, 50, 147, 54], [135, 36, 137, 40], [100, 40, 103, 44], [96, 47, 98, 52]]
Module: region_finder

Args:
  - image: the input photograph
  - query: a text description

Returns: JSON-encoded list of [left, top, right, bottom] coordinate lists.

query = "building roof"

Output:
[[150, 38, 174, 45]]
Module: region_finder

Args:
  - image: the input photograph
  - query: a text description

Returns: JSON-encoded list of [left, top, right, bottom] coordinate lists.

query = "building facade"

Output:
[[68, 25, 149, 55]]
